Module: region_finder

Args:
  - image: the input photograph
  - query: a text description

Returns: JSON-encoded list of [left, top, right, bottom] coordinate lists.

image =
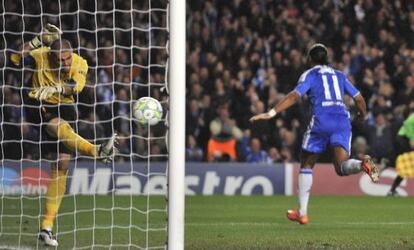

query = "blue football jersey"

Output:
[[294, 65, 360, 117]]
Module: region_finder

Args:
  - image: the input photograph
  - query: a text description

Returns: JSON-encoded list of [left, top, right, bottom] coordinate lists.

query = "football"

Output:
[[133, 97, 163, 125]]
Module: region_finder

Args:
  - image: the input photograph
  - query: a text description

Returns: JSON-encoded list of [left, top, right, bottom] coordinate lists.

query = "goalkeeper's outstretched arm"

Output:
[[10, 23, 62, 66]]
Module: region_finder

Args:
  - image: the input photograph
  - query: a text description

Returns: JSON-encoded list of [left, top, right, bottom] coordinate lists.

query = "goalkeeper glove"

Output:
[[30, 23, 63, 48], [34, 86, 65, 101]]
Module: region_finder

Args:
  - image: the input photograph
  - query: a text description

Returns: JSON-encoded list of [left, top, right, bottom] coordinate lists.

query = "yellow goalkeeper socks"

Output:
[[41, 169, 68, 230], [57, 122, 97, 157]]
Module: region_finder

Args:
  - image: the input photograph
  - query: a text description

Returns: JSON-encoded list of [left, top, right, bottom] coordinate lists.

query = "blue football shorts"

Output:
[[302, 114, 352, 155]]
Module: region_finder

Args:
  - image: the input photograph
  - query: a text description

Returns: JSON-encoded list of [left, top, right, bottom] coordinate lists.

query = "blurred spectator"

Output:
[[186, 135, 203, 162], [249, 99, 271, 147], [186, 99, 204, 141], [207, 104, 242, 161], [246, 138, 270, 164], [352, 136, 369, 160], [116, 134, 131, 162], [268, 147, 283, 163], [2, 90, 23, 159], [365, 112, 394, 161], [280, 147, 294, 163], [114, 88, 131, 136], [21, 121, 39, 159]]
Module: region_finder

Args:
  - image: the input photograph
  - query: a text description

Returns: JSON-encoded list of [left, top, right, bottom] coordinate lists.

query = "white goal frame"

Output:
[[168, 0, 185, 249]]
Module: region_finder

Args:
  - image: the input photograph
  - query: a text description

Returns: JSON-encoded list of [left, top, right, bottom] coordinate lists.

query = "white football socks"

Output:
[[340, 159, 362, 175], [298, 169, 313, 216]]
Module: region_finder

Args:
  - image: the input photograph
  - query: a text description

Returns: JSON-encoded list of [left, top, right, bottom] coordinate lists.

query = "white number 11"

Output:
[[322, 74, 341, 100]]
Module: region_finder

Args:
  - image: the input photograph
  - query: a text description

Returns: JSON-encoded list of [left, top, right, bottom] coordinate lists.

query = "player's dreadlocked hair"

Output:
[[307, 43, 328, 65]]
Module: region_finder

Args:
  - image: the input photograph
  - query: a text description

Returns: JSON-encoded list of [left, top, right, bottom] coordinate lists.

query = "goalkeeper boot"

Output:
[[98, 133, 119, 163], [361, 155, 379, 183], [287, 209, 308, 225], [38, 229, 58, 246]]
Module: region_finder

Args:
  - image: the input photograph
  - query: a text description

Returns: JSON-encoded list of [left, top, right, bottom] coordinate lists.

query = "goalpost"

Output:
[[0, 0, 184, 249], [168, 0, 185, 249]]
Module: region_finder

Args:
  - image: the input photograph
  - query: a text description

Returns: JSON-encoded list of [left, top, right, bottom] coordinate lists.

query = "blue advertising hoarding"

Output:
[[0, 161, 286, 196]]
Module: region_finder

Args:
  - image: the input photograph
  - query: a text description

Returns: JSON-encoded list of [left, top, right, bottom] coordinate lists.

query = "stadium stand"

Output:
[[186, 0, 414, 162], [2, 0, 414, 162]]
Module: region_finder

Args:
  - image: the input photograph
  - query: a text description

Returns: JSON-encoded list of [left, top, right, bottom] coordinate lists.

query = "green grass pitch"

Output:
[[1, 196, 414, 249]]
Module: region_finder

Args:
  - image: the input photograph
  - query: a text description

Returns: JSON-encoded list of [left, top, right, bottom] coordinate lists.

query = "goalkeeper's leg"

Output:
[[39, 153, 70, 246], [47, 118, 97, 157], [46, 117, 118, 161]]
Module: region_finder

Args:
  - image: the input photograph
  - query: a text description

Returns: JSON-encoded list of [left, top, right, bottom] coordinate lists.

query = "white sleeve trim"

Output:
[[352, 92, 361, 98], [293, 89, 303, 97]]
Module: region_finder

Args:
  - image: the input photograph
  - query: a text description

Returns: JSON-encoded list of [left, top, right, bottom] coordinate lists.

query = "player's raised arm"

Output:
[[250, 50, 314, 123], [249, 90, 301, 122], [10, 23, 62, 66]]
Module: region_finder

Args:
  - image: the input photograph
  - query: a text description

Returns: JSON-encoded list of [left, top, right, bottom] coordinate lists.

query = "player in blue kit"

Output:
[[250, 44, 379, 224]]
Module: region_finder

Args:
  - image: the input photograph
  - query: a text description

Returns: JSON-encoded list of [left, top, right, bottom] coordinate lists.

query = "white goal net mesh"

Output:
[[0, 0, 169, 249]]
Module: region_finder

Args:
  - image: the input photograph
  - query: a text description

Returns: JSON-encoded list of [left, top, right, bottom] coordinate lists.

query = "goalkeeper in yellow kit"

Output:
[[11, 24, 118, 246]]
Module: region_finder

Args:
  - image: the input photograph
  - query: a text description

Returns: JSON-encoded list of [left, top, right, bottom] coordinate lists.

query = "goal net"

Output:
[[0, 0, 174, 249]]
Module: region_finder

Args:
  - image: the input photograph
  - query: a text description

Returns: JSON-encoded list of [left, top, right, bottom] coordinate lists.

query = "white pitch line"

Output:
[[0, 245, 34, 250], [185, 221, 414, 226], [335, 221, 414, 225]]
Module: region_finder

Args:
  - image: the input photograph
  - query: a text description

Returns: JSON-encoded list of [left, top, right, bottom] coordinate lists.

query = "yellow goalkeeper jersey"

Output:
[[11, 47, 88, 104]]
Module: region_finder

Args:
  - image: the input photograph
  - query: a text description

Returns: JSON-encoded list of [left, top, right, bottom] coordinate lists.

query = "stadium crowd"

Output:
[[2, 0, 414, 163], [186, 0, 414, 163]]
